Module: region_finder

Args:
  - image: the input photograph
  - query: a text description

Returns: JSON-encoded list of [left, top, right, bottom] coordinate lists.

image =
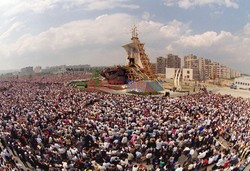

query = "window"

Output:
[[187, 70, 190, 74]]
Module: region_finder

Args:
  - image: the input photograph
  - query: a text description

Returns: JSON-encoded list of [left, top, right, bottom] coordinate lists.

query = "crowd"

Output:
[[0, 72, 90, 83], [0, 76, 249, 170]]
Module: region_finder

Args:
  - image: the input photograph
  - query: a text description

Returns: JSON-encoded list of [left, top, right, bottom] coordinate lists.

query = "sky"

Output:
[[0, 0, 249, 74]]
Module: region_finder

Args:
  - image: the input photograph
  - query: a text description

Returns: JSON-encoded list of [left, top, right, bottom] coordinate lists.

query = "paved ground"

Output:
[[162, 87, 250, 99], [208, 87, 250, 99]]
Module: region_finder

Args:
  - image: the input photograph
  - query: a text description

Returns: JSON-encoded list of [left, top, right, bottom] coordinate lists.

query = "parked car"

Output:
[[230, 83, 237, 89]]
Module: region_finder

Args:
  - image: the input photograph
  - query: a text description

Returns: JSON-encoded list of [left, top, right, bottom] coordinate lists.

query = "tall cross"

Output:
[[131, 25, 138, 38]]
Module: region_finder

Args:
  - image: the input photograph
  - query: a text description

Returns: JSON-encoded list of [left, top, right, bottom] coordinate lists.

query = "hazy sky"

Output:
[[0, 0, 249, 74]]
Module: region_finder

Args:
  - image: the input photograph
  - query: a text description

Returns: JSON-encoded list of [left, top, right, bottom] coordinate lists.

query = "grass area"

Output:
[[69, 79, 115, 92], [128, 91, 162, 96], [77, 86, 86, 90]]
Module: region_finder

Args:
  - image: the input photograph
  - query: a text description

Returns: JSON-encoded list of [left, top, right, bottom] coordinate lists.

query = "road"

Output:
[[208, 87, 250, 99]]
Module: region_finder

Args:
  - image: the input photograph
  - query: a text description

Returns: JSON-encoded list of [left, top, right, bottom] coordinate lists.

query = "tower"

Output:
[[122, 26, 157, 81]]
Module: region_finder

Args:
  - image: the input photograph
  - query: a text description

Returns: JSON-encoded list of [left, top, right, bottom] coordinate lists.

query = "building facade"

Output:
[[156, 54, 181, 75], [166, 68, 193, 81], [234, 77, 250, 90], [184, 54, 241, 81], [156, 56, 167, 74], [182, 68, 193, 81], [184, 54, 200, 80], [230, 69, 241, 78], [166, 54, 181, 69]]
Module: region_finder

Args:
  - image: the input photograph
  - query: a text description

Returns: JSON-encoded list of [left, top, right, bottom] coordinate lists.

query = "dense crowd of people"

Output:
[[0, 75, 249, 170], [0, 72, 90, 83]]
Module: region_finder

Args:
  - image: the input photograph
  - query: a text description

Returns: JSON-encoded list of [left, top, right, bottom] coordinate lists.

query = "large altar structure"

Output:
[[122, 26, 157, 81], [101, 26, 164, 92]]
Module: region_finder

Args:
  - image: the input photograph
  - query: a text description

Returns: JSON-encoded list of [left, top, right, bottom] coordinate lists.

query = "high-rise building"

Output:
[[187, 56, 241, 81], [208, 62, 222, 80], [166, 54, 181, 68], [197, 58, 211, 80], [184, 54, 197, 68], [204, 59, 211, 80], [156, 56, 167, 74], [183, 54, 241, 81], [230, 69, 241, 78], [161, 53, 240, 80], [184, 54, 200, 80], [156, 54, 181, 74], [221, 65, 231, 79]]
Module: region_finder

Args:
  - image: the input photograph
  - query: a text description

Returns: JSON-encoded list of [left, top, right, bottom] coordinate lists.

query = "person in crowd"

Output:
[[0, 74, 249, 170]]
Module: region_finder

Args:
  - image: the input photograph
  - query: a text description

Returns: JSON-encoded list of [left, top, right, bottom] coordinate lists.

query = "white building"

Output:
[[34, 66, 42, 73], [234, 77, 250, 90], [182, 68, 193, 81], [166, 68, 193, 80]]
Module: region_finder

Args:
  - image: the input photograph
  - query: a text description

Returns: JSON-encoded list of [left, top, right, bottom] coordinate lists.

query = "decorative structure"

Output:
[[174, 69, 182, 91], [100, 66, 128, 84], [101, 26, 163, 92], [127, 80, 163, 92], [122, 26, 157, 81]]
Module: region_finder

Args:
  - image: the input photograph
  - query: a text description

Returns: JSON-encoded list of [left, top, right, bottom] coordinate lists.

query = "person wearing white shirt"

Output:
[[198, 151, 207, 159], [156, 139, 163, 150], [216, 158, 225, 167], [175, 167, 183, 171]]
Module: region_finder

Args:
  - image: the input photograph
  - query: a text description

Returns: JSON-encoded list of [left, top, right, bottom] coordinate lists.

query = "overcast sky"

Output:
[[0, 0, 249, 74]]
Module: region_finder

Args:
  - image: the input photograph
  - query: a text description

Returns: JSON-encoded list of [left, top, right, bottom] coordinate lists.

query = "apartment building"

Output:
[[166, 54, 181, 69], [184, 54, 200, 80], [156, 56, 167, 74], [184, 54, 241, 81]]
